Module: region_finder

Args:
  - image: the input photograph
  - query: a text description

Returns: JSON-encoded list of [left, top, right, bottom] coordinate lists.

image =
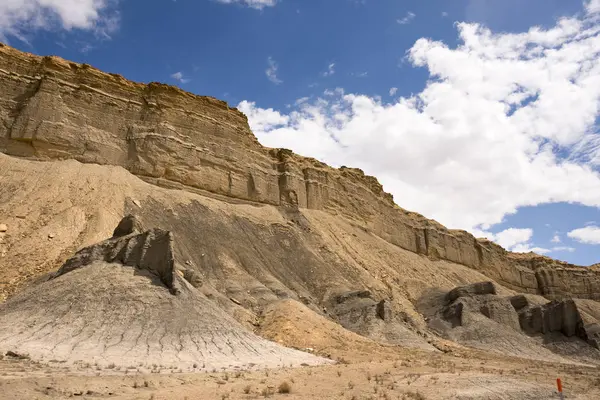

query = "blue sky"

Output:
[[1, 0, 600, 265]]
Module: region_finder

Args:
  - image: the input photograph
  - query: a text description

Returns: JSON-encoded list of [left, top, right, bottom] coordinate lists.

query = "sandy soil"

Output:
[[1, 346, 598, 400]]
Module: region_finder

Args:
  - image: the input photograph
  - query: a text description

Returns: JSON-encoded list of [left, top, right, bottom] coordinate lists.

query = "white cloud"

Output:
[[170, 72, 190, 84], [321, 63, 336, 77], [568, 226, 600, 244], [397, 11, 416, 25], [0, 0, 119, 42], [215, 0, 276, 10], [238, 101, 289, 132], [511, 244, 551, 254], [493, 228, 533, 249], [441, 11, 449, 17], [389, 87, 398, 96], [240, 5, 600, 234], [266, 57, 282, 85], [586, 0, 600, 14], [552, 246, 576, 252], [551, 234, 561, 243]]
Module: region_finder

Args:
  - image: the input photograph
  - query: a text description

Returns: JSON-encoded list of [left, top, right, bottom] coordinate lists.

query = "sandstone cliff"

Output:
[[0, 43, 598, 300]]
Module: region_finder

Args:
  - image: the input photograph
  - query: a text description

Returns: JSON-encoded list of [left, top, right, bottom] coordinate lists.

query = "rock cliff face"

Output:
[[0, 43, 598, 300]]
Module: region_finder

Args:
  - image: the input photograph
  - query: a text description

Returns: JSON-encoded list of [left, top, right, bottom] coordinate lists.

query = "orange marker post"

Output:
[[557, 378, 564, 399]]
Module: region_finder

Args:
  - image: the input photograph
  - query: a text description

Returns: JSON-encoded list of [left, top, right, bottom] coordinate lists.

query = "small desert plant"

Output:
[[404, 391, 426, 400], [243, 384, 251, 394], [261, 387, 274, 397], [278, 381, 292, 394]]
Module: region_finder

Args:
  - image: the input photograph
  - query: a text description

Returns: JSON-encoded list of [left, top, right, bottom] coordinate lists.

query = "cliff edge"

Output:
[[0, 43, 598, 300]]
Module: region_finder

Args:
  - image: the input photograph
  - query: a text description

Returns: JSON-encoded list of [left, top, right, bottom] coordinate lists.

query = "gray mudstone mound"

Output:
[[329, 290, 434, 350], [518, 299, 583, 337], [446, 281, 496, 302], [54, 218, 180, 295], [442, 294, 520, 331], [0, 216, 330, 370], [515, 299, 600, 349]]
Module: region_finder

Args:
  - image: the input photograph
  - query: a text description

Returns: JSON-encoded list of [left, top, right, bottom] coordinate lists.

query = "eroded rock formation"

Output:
[[0, 218, 330, 369], [0, 43, 598, 300], [53, 216, 179, 294]]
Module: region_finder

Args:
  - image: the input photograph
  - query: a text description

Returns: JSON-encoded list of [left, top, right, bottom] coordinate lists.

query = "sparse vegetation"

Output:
[[403, 391, 426, 400], [278, 381, 292, 394], [243, 384, 251, 394]]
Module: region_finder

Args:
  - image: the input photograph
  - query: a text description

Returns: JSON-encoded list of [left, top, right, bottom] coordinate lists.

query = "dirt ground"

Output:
[[1, 345, 598, 400]]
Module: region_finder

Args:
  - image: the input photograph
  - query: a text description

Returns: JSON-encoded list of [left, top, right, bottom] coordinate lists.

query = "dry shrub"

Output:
[[278, 381, 292, 394]]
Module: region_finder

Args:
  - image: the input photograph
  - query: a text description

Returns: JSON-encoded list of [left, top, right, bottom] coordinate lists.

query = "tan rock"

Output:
[[0, 43, 598, 301]]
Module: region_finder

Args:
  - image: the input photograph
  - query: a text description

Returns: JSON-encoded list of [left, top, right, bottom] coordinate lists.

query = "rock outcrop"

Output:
[[437, 283, 600, 352], [0, 43, 599, 300], [53, 216, 179, 294], [0, 217, 330, 370]]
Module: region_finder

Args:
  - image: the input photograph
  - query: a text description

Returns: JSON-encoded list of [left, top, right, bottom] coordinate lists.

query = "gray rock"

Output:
[[112, 214, 143, 237], [54, 221, 179, 295], [509, 295, 529, 311], [518, 299, 584, 338], [376, 299, 392, 321], [334, 290, 372, 304], [446, 281, 496, 302]]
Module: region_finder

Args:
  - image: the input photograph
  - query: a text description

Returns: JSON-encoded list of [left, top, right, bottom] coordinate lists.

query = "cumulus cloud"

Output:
[[0, 0, 119, 42], [265, 56, 282, 85], [215, 0, 276, 10], [170, 71, 190, 84], [240, 3, 600, 238], [389, 87, 398, 96], [493, 228, 533, 249], [321, 63, 336, 77], [551, 234, 561, 243], [568, 226, 600, 244], [397, 11, 416, 25], [586, 0, 600, 14]]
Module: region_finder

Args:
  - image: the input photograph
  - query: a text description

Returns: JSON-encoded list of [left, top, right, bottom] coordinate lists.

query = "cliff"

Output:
[[0, 43, 598, 300]]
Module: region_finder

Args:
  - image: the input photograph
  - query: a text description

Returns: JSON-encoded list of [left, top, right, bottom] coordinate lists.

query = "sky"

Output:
[[1, 0, 599, 265]]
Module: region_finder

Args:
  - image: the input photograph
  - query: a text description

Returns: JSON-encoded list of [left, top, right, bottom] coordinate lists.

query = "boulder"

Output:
[[376, 299, 392, 321]]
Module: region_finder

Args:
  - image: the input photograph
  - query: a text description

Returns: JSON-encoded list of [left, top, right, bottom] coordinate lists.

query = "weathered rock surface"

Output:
[[0, 219, 330, 370], [329, 290, 434, 350], [424, 284, 600, 362], [447, 281, 497, 302], [0, 43, 599, 300], [54, 219, 179, 294]]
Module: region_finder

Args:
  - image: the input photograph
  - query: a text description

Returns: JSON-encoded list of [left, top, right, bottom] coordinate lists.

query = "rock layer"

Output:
[[0, 43, 599, 300]]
